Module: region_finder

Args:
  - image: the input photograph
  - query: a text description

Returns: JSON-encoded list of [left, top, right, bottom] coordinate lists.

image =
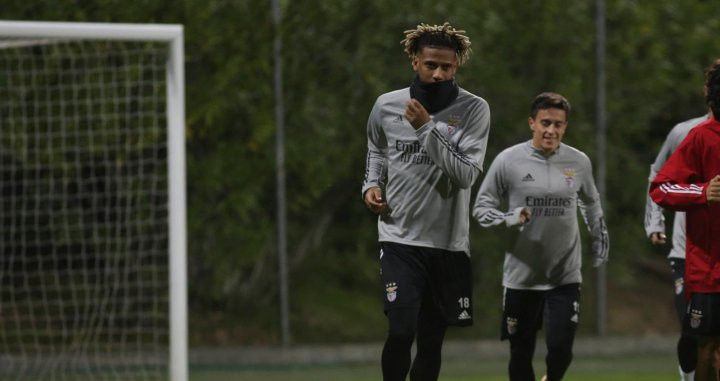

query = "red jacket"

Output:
[[650, 118, 720, 295]]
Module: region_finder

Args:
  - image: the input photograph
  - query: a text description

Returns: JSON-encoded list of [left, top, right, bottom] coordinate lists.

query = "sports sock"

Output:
[[678, 365, 694, 381]]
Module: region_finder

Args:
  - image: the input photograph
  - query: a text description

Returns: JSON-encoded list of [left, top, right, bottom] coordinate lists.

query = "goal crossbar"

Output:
[[0, 21, 182, 42]]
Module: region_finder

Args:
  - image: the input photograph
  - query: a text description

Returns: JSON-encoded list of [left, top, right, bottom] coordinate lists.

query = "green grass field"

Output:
[[190, 352, 680, 381]]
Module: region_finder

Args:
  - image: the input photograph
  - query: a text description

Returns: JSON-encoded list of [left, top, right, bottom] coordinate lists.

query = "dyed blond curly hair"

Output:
[[401, 22, 472, 66]]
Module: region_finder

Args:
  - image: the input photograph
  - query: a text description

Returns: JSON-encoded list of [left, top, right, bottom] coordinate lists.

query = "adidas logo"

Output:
[[458, 310, 471, 320], [522, 173, 534, 182], [392, 115, 403, 124]]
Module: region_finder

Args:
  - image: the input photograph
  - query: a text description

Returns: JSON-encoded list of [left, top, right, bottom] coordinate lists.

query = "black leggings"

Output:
[[382, 295, 448, 381], [671, 259, 697, 373], [506, 285, 578, 381]]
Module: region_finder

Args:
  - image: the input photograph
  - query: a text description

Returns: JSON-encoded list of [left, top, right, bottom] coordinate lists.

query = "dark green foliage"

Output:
[[3, 0, 720, 345]]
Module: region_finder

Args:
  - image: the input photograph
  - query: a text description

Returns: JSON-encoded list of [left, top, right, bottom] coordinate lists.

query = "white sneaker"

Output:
[[541, 376, 547, 381]]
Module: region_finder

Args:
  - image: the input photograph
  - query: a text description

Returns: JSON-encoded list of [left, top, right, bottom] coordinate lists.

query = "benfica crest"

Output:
[[386, 282, 398, 302], [506, 317, 518, 335], [563, 168, 576, 188], [446, 115, 461, 135], [675, 278, 684, 295], [690, 309, 703, 329]]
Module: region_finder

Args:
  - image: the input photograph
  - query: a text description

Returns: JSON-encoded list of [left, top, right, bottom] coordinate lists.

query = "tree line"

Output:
[[3, 0, 720, 345]]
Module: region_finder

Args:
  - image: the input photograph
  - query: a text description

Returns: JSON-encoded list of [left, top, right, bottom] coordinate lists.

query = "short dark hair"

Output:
[[401, 22, 472, 66], [530, 92, 571, 118], [705, 59, 720, 121]]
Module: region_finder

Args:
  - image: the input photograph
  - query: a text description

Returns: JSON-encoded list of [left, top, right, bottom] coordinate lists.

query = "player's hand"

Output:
[[593, 255, 608, 268], [649, 232, 667, 245], [363, 186, 388, 215], [707, 175, 720, 204], [404, 99, 431, 129], [505, 207, 531, 227], [518, 207, 532, 225]]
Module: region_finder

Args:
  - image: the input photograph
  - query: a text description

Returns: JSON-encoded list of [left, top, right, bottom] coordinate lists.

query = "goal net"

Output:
[[0, 22, 187, 381]]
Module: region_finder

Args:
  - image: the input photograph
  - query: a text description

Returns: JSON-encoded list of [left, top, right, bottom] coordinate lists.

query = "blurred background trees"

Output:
[[3, 0, 720, 345]]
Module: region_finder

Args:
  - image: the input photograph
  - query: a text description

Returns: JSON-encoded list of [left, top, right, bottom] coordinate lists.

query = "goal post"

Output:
[[0, 21, 187, 381]]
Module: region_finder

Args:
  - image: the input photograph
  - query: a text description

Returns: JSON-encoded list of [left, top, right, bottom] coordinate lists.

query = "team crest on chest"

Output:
[[447, 115, 461, 127], [385, 282, 398, 302], [563, 168, 576, 188], [446, 115, 461, 134]]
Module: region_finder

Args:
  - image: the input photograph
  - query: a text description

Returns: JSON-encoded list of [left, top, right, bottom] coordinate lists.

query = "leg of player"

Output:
[[677, 334, 698, 381], [713, 341, 720, 381], [713, 342, 720, 381], [696, 337, 718, 381], [509, 332, 537, 381], [503, 288, 544, 381], [382, 307, 418, 381], [543, 284, 580, 381], [409, 292, 448, 381], [672, 259, 697, 380], [380, 243, 427, 381]]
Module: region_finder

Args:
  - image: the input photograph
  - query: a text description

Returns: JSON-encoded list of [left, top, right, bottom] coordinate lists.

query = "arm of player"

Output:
[[410, 99, 490, 189], [644, 170, 666, 238], [361, 101, 388, 214], [648, 128, 720, 210], [645, 166, 667, 244], [472, 152, 530, 228], [651, 174, 720, 209], [650, 179, 712, 210], [644, 125, 681, 238], [578, 156, 609, 267]]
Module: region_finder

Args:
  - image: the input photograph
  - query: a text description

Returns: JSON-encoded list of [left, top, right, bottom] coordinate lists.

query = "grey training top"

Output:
[[644, 115, 708, 259], [473, 141, 609, 290], [362, 86, 491, 253]]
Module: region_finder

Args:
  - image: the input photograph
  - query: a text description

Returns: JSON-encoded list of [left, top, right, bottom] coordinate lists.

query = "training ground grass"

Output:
[[190, 352, 679, 381]]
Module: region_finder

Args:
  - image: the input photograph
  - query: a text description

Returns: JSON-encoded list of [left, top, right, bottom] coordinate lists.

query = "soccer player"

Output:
[[362, 22, 491, 381], [473, 92, 609, 381], [645, 112, 709, 381], [650, 59, 720, 381]]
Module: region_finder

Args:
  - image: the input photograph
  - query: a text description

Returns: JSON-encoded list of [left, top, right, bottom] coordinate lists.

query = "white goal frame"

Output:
[[0, 20, 187, 381]]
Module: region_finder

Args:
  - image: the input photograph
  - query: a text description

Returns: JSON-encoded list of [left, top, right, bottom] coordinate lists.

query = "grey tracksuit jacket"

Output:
[[362, 86, 491, 254], [644, 115, 708, 259], [473, 141, 609, 290]]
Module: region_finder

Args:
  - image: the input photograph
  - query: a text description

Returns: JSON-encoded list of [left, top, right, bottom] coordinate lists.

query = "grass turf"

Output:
[[190, 352, 680, 381]]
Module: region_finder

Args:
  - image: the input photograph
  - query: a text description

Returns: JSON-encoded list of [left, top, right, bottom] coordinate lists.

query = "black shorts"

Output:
[[501, 283, 580, 340], [683, 292, 720, 337], [380, 242, 473, 327], [669, 258, 687, 325]]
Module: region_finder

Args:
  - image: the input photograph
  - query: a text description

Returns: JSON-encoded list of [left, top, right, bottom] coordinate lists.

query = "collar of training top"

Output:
[[409, 76, 459, 114], [526, 140, 561, 157]]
